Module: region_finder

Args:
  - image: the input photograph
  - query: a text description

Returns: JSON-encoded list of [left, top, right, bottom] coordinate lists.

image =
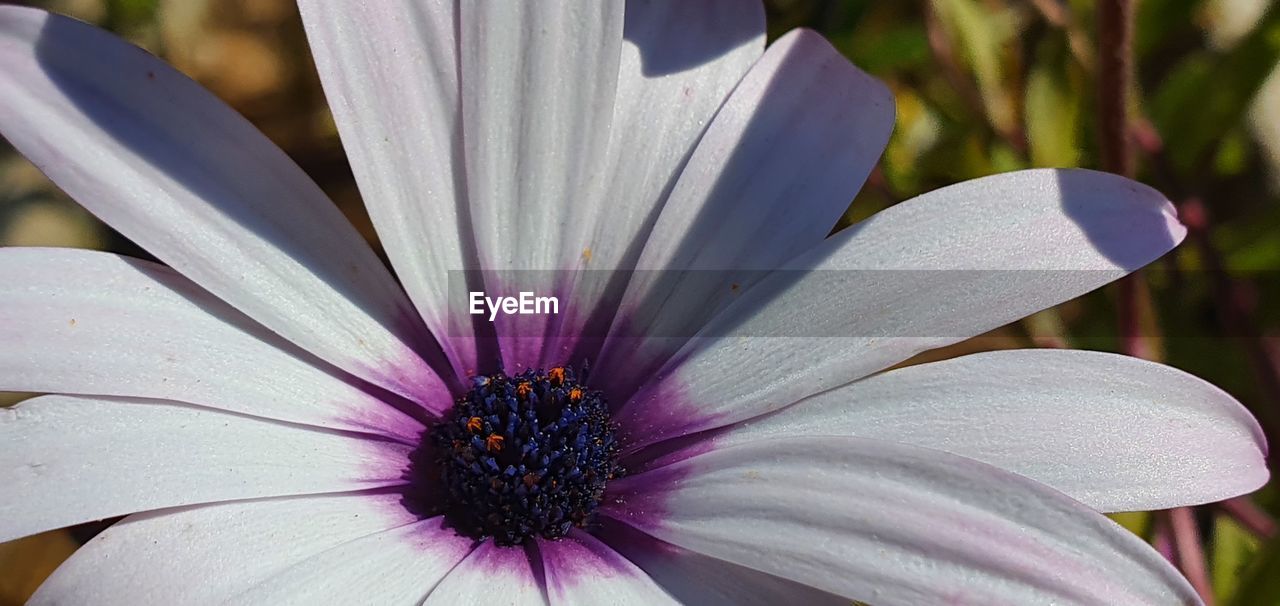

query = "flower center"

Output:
[[426, 366, 622, 546]]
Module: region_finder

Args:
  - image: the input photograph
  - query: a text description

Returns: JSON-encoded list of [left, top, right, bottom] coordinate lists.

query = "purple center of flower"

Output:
[[425, 366, 622, 546]]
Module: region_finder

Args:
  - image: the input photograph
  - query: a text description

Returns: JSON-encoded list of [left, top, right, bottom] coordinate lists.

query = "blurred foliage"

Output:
[[3, 0, 1280, 603], [0, 532, 77, 604]]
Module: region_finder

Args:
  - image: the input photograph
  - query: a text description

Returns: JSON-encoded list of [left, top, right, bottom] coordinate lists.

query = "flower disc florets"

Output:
[[429, 366, 622, 546]]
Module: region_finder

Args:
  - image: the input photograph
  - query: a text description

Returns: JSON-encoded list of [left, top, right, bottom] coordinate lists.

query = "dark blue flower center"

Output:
[[427, 366, 622, 546]]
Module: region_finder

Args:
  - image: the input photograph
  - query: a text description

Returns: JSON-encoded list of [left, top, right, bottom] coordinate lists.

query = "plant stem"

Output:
[[1097, 0, 1154, 360], [1097, 2, 1214, 602], [1168, 508, 1216, 605], [1219, 496, 1278, 539], [1097, 0, 1133, 177]]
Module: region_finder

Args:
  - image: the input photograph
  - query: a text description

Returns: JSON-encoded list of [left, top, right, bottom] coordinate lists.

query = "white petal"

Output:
[[629, 28, 893, 272], [607, 437, 1201, 606], [459, 2, 624, 367], [0, 7, 448, 405], [0, 247, 424, 442], [595, 517, 848, 606], [538, 530, 677, 605], [595, 28, 894, 395], [538, 0, 765, 367], [0, 395, 410, 542], [424, 541, 547, 605], [32, 492, 421, 604], [654, 349, 1267, 512], [230, 516, 474, 605], [460, 1, 623, 272], [298, 1, 481, 376], [617, 169, 1186, 449]]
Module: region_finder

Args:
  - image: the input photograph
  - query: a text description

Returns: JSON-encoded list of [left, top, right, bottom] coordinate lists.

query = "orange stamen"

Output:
[[548, 367, 566, 385], [569, 387, 583, 402], [466, 416, 484, 433], [516, 381, 532, 399], [485, 433, 505, 452]]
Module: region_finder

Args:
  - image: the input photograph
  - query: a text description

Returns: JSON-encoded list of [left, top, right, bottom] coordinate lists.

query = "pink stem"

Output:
[[1219, 496, 1278, 539], [1152, 512, 1176, 563], [1167, 508, 1216, 605]]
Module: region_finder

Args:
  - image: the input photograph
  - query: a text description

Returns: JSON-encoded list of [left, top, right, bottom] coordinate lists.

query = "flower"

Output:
[[0, 2, 1268, 605]]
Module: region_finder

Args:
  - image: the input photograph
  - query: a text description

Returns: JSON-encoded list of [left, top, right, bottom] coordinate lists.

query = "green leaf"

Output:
[[1213, 127, 1252, 176], [848, 25, 931, 75], [882, 87, 942, 195], [929, 0, 1019, 137], [106, 0, 159, 30], [1135, 0, 1202, 59], [1108, 511, 1152, 538], [1214, 514, 1262, 604], [1229, 525, 1280, 606], [1150, 4, 1280, 172], [1025, 40, 1084, 167]]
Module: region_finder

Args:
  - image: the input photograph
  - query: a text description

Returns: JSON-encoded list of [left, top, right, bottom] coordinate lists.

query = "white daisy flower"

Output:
[[0, 2, 1267, 604]]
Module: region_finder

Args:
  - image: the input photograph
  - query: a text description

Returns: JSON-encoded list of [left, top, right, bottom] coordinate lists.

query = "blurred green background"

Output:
[[2, 0, 1280, 603]]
